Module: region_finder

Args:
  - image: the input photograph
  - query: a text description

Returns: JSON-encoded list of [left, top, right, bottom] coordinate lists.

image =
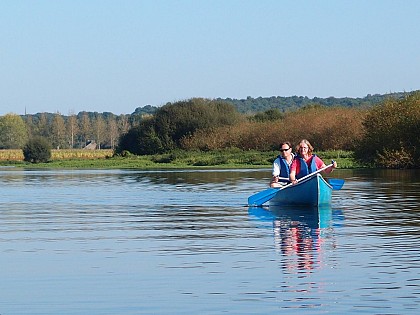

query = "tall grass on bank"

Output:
[[0, 149, 113, 161], [0, 149, 362, 169], [181, 106, 366, 152]]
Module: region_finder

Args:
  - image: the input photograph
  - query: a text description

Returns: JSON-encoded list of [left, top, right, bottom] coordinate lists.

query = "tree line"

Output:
[[0, 112, 137, 150], [1, 91, 418, 168], [128, 91, 412, 115], [219, 92, 411, 113], [0, 91, 411, 151], [117, 93, 420, 168]]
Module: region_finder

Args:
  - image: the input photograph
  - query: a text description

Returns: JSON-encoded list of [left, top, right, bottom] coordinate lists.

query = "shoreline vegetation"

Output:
[[1, 92, 418, 169], [0, 149, 363, 169]]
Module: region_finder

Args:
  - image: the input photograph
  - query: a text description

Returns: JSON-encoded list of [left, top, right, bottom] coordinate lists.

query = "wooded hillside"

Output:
[[133, 91, 411, 115]]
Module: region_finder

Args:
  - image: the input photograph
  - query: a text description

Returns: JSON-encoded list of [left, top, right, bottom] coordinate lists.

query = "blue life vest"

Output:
[[276, 155, 291, 182], [296, 154, 318, 179]]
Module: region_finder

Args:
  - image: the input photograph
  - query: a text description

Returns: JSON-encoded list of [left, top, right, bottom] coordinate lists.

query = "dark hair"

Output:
[[279, 141, 292, 149]]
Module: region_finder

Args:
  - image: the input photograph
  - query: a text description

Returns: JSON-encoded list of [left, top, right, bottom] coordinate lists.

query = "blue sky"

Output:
[[1, 0, 419, 115]]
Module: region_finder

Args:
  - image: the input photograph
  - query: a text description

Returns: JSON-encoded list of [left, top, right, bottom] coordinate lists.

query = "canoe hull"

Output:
[[269, 174, 332, 207]]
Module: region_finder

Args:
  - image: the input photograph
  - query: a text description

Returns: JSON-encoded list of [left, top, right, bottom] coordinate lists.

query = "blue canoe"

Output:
[[269, 173, 332, 207]]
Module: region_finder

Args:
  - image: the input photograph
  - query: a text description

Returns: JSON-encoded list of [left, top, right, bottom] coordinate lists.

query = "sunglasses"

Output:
[[279, 148, 290, 152]]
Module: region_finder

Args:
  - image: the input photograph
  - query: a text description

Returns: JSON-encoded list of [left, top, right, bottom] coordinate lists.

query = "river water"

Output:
[[0, 168, 419, 314]]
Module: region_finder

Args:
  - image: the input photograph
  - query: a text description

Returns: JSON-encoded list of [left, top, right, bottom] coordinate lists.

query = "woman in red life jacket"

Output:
[[289, 139, 337, 185]]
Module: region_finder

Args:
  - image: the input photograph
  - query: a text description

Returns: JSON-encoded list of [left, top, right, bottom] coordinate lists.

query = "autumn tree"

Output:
[[108, 115, 119, 149], [79, 112, 92, 148], [92, 114, 106, 149], [67, 112, 79, 149], [118, 114, 131, 135], [51, 112, 67, 149]]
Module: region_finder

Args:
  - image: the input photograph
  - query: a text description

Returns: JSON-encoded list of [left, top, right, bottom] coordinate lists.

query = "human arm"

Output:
[[270, 175, 279, 187], [270, 158, 280, 187], [318, 157, 337, 174], [289, 159, 298, 184]]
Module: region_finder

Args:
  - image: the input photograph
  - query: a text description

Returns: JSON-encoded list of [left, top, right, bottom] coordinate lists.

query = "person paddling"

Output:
[[270, 141, 295, 188], [289, 139, 337, 185]]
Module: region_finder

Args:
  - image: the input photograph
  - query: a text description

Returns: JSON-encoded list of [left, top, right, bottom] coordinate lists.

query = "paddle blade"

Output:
[[248, 188, 279, 206], [328, 178, 345, 190]]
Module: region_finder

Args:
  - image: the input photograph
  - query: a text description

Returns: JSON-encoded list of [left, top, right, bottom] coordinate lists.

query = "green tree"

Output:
[[37, 113, 50, 138], [0, 114, 28, 149], [24, 115, 36, 139], [153, 98, 242, 150]]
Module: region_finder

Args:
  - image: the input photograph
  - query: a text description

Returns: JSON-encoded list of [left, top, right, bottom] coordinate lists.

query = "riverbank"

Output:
[[0, 149, 364, 169]]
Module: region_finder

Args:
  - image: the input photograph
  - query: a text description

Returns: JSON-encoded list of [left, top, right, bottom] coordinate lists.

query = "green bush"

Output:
[[354, 92, 420, 168], [115, 118, 164, 155], [23, 137, 52, 163]]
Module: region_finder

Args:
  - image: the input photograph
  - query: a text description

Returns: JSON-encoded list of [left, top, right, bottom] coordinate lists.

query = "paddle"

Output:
[[327, 178, 345, 190], [248, 162, 335, 206], [247, 187, 279, 207]]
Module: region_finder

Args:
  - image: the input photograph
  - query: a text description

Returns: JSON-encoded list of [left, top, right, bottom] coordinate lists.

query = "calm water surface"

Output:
[[0, 168, 419, 314]]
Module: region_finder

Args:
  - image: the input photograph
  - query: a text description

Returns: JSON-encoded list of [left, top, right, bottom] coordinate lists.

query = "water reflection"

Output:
[[249, 206, 343, 274], [1, 168, 419, 314]]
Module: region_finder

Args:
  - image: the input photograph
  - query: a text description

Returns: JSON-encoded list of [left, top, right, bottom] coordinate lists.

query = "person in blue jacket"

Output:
[[270, 141, 295, 188]]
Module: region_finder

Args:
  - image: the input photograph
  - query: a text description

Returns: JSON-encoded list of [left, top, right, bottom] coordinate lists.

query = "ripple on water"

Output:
[[0, 168, 419, 314]]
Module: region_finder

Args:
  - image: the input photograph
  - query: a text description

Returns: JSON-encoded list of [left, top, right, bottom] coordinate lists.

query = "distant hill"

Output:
[[218, 92, 413, 114], [133, 91, 414, 115]]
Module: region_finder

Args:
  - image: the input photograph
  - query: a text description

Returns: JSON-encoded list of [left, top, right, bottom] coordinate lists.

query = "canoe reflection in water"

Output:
[[248, 206, 343, 273]]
